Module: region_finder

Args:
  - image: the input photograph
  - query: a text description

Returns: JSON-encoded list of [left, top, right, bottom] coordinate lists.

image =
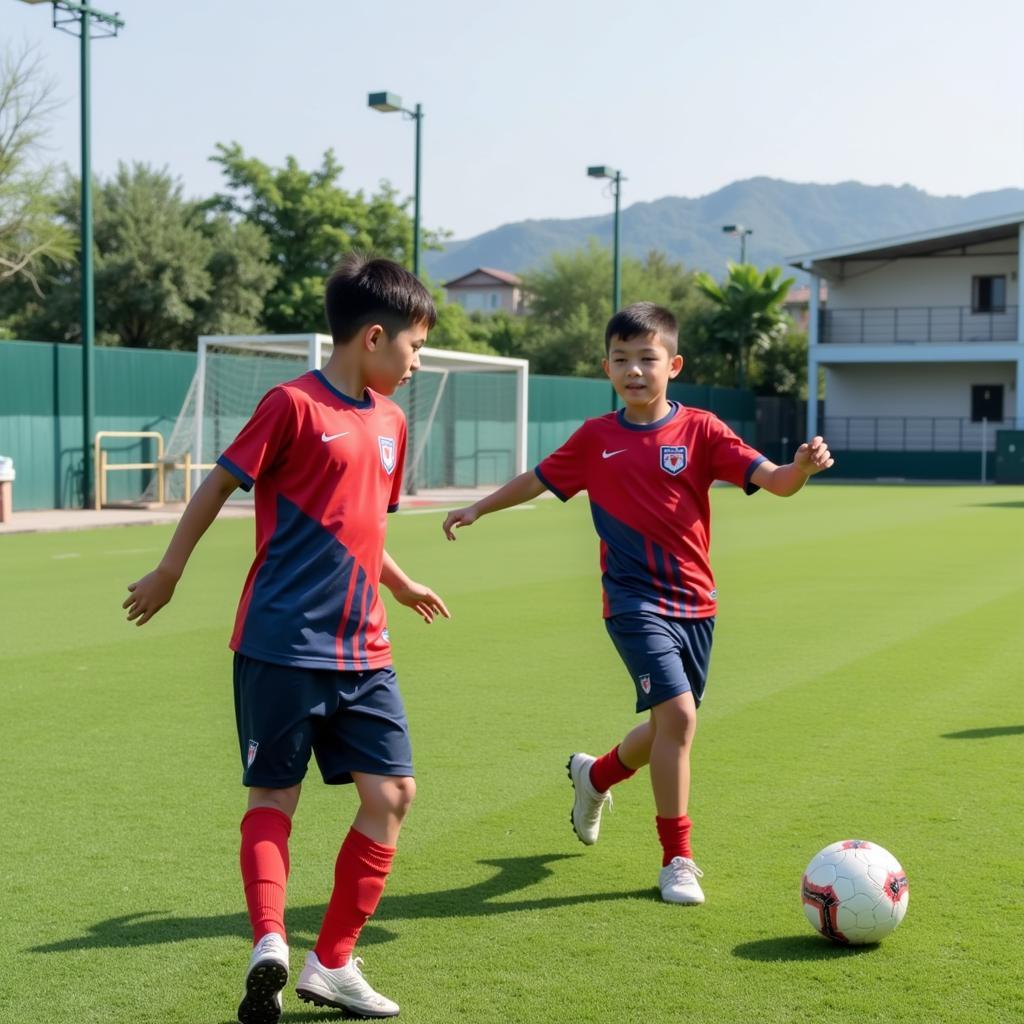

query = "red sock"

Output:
[[589, 745, 637, 793], [655, 814, 693, 866], [240, 806, 291, 942], [315, 828, 396, 969]]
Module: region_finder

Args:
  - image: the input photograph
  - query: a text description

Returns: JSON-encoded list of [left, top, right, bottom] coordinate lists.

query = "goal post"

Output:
[[147, 333, 528, 503]]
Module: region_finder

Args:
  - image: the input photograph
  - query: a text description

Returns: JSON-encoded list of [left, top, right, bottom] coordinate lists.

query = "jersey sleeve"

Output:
[[706, 414, 766, 495], [216, 386, 295, 491], [388, 416, 407, 512], [535, 422, 591, 501]]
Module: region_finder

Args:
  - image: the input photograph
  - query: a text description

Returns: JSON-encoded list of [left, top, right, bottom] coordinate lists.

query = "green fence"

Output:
[[530, 376, 614, 464], [669, 381, 757, 440], [824, 451, 988, 481], [0, 341, 196, 510], [0, 339, 763, 510]]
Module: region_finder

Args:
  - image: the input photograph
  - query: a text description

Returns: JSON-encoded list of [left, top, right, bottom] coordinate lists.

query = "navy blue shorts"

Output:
[[605, 611, 715, 712], [233, 653, 414, 788]]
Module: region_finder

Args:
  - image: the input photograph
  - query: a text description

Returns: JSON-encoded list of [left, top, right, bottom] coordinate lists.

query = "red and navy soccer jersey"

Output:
[[535, 402, 765, 619], [217, 370, 406, 671]]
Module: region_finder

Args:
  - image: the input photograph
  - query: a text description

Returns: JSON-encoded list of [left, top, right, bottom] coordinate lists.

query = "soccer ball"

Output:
[[801, 839, 909, 945]]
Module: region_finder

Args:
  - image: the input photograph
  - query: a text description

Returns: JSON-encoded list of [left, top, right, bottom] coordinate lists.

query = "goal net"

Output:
[[144, 333, 528, 503]]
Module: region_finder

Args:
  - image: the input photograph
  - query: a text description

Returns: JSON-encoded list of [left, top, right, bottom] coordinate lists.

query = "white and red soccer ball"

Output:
[[801, 839, 909, 945]]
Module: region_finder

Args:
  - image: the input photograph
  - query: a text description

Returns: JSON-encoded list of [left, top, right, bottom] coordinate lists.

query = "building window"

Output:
[[490, 292, 499, 309], [971, 384, 1003, 422], [972, 276, 1006, 313]]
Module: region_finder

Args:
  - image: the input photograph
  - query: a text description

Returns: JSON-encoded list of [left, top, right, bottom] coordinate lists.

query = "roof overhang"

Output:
[[788, 211, 1024, 273]]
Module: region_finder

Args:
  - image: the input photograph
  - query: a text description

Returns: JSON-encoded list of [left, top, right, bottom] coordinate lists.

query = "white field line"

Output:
[[51, 547, 160, 560]]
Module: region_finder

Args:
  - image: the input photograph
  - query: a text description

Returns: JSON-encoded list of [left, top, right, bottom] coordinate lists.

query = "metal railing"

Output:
[[821, 306, 1019, 345], [823, 416, 1019, 452], [94, 431, 165, 509], [94, 431, 214, 508]]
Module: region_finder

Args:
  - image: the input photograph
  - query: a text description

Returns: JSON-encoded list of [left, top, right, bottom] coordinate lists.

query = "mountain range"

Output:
[[423, 177, 1024, 282]]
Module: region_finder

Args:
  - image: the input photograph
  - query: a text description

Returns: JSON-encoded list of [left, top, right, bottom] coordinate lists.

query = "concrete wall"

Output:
[[826, 239, 1019, 309], [825, 361, 1018, 419]]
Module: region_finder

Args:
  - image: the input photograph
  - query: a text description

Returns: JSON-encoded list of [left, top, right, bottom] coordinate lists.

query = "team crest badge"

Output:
[[639, 673, 652, 694], [660, 445, 688, 475], [246, 740, 259, 768], [378, 436, 397, 475]]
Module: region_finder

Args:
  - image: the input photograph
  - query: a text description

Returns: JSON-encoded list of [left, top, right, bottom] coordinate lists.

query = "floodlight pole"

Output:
[[19, 0, 125, 508], [79, 7, 95, 508], [412, 102, 422, 279], [612, 170, 622, 313], [722, 223, 753, 264], [368, 92, 424, 278], [588, 165, 625, 409]]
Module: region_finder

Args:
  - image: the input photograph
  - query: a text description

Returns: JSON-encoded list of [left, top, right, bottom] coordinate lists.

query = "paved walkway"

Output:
[[0, 488, 504, 536]]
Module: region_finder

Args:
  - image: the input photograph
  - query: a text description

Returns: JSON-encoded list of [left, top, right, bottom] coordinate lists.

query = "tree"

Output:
[[0, 44, 74, 296], [209, 143, 446, 334], [694, 263, 794, 389], [750, 326, 808, 397], [518, 242, 709, 376], [464, 309, 531, 360], [422, 288, 500, 355], [12, 162, 277, 348]]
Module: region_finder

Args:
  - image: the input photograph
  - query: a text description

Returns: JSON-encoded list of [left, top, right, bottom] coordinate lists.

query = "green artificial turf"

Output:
[[3, 484, 1023, 1023]]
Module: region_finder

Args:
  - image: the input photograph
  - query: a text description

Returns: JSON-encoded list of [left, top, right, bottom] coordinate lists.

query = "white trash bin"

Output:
[[0, 456, 16, 523]]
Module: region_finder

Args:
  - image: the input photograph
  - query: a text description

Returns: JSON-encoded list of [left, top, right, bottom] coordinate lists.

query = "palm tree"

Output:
[[695, 263, 794, 389]]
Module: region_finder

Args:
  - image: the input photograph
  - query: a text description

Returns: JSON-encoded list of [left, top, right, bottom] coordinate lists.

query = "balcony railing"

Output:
[[824, 416, 1019, 451], [820, 306, 1018, 345]]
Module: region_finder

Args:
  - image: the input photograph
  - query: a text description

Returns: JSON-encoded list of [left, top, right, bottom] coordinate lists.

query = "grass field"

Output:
[[3, 484, 1024, 1024]]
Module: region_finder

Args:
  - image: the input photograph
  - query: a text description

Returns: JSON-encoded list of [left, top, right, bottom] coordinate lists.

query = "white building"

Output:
[[443, 267, 526, 315], [790, 214, 1024, 461]]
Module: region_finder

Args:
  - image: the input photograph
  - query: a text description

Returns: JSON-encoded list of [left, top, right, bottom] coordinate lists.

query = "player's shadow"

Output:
[[942, 724, 1024, 739], [967, 500, 1024, 509], [732, 935, 877, 961], [29, 853, 653, 954]]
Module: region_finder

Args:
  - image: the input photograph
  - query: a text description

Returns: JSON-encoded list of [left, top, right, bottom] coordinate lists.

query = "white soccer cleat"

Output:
[[659, 856, 706, 905], [295, 951, 400, 1018], [238, 931, 289, 1024], [567, 752, 612, 846]]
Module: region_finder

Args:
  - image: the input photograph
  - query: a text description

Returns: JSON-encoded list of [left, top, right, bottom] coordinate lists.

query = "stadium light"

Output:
[[722, 223, 753, 263], [16, 0, 125, 509], [368, 91, 423, 278], [588, 165, 625, 411], [587, 165, 625, 314]]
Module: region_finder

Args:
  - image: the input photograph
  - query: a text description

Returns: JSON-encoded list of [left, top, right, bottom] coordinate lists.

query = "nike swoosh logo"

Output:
[[321, 431, 350, 442], [602, 448, 627, 459]]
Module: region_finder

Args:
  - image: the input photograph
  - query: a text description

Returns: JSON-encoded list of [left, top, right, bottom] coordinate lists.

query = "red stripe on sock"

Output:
[[240, 806, 292, 942], [589, 745, 637, 793], [655, 814, 693, 866], [315, 828, 396, 969]]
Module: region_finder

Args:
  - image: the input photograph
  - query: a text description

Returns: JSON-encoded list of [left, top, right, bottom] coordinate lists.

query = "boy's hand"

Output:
[[794, 436, 834, 476], [123, 567, 179, 626], [388, 580, 451, 624], [442, 505, 479, 540]]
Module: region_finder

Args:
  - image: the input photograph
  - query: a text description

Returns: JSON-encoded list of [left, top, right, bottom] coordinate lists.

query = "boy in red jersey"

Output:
[[443, 302, 832, 905], [124, 255, 449, 1022]]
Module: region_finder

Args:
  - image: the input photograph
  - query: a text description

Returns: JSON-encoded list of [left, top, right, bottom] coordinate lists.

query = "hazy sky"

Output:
[[6, 0, 1024, 239]]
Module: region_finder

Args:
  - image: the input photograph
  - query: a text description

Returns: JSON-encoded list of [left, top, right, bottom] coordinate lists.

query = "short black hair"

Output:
[[605, 302, 679, 355], [324, 253, 437, 343]]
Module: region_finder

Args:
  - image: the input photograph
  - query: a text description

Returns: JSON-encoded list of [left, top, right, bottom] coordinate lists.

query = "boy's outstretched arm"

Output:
[[750, 436, 834, 497], [123, 465, 240, 625], [442, 470, 546, 540], [381, 550, 451, 624]]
